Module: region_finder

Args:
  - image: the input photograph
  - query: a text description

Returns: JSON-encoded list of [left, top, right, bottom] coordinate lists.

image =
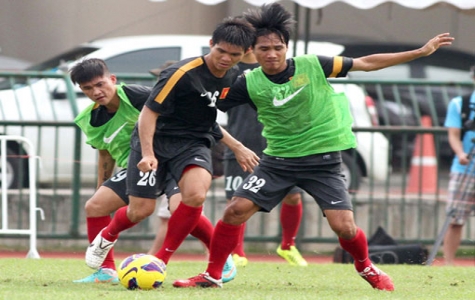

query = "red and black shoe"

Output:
[[358, 264, 394, 291], [173, 272, 223, 288]]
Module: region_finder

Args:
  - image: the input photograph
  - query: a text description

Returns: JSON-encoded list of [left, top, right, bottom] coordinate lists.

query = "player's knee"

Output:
[[333, 223, 357, 239], [84, 198, 104, 217], [181, 192, 206, 207], [222, 197, 254, 225], [283, 193, 301, 205], [127, 202, 155, 222]]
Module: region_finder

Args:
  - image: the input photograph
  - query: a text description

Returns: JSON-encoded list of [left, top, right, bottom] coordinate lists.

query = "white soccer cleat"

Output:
[[85, 229, 116, 269]]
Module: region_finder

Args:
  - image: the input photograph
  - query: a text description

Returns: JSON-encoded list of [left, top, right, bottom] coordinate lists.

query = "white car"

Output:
[[0, 35, 388, 190]]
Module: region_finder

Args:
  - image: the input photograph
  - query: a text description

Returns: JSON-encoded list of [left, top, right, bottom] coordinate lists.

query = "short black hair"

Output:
[[244, 3, 295, 47], [211, 16, 255, 52], [69, 58, 109, 85]]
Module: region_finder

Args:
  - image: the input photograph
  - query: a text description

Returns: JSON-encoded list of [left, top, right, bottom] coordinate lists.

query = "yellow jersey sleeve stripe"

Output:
[[329, 56, 343, 78], [154, 58, 203, 104]]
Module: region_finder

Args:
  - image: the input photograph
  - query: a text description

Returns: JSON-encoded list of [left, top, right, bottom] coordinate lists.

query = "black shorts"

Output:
[[126, 141, 212, 199], [233, 152, 352, 212], [103, 169, 181, 203], [224, 159, 302, 200]]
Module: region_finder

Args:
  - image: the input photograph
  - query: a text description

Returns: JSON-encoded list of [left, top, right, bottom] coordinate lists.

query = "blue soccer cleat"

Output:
[[222, 254, 237, 283], [73, 268, 119, 284]]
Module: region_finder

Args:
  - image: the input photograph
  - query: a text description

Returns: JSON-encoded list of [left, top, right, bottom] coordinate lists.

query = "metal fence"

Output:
[[0, 71, 474, 253]]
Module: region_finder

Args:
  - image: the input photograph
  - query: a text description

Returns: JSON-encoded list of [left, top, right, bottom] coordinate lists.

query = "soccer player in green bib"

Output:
[[174, 3, 454, 291]]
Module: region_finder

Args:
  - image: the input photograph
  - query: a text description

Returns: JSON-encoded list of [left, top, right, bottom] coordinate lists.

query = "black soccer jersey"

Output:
[[224, 61, 265, 160], [145, 56, 240, 144]]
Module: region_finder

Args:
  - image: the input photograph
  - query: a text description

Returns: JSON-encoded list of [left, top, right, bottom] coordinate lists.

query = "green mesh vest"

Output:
[[246, 54, 356, 157], [74, 84, 140, 168]]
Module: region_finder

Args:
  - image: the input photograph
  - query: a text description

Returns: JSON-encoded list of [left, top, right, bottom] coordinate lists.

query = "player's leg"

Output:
[[147, 195, 171, 255], [224, 158, 248, 266], [155, 165, 212, 264], [276, 190, 307, 266], [86, 150, 162, 269], [173, 163, 290, 288], [74, 169, 129, 283], [305, 161, 393, 291], [173, 196, 259, 288], [442, 172, 475, 265], [443, 224, 463, 265], [161, 174, 235, 282]]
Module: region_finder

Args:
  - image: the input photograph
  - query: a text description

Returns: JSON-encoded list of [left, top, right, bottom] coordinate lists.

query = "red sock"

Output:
[[232, 222, 246, 257], [87, 216, 115, 270], [280, 201, 302, 250], [338, 228, 371, 272], [207, 220, 242, 280], [190, 214, 214, 249], [155, 202, 202, 264], [101, 206, 137, 241]]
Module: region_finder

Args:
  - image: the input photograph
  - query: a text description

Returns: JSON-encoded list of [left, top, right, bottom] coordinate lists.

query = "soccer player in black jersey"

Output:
[[174, 3, 453, 290], [85, 17, 258, 282]]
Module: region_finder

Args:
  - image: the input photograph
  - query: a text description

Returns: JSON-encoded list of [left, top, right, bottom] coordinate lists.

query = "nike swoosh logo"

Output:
[[194, 157, 206, 162], [103, 122, 128, 144], [124, 267, 138, 277], [272, 85, 306, 107], [99, 238, 114, 249], [331, 200, 343, 205]]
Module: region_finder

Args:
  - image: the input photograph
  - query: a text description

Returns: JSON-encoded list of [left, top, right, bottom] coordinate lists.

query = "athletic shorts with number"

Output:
[[224, 158, 303, 200], [447, 172, 475, 225], [103, 169, 181, 205], [126, 137, 213, 199], [156, 173, 181, 218], [233, 152, 352, 213]]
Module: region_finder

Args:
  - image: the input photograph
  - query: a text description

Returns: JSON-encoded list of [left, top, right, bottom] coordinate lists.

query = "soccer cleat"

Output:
[[222, 254, 237, 283], [276, 245, 308, 267], [358, 264, 395, 291], [73, 268, 119, 284], [232, 254, 248, 267], [85, 229, 116, 269], [173, 272, 223, 288]]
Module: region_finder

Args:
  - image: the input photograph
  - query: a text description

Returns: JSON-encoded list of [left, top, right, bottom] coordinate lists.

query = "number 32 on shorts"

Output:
[[242, 175, 266, 193]]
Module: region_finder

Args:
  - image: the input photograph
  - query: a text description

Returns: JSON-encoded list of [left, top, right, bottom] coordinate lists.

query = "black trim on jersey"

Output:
[[90, 84, 151, 127], [218, 55, 353, 112]]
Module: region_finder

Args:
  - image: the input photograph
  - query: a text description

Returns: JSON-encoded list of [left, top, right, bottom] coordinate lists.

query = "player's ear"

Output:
[[110, 74, 117, 84], [209, 39, 214, 49]]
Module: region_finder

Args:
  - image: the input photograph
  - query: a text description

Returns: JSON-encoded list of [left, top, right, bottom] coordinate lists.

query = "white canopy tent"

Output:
[[174, 0, 475, 10], [148, 0, 475, 52]]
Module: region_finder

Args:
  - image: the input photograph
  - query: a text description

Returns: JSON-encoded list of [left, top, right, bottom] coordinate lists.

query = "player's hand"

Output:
[[420, 33, 454, 56], [137, 155, 158, 173], [234, 145, 260, 172], [458, 152, 470, 165]]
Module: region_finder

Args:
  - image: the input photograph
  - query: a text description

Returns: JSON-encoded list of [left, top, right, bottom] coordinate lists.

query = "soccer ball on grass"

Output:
[[118, 253, 167, 290]]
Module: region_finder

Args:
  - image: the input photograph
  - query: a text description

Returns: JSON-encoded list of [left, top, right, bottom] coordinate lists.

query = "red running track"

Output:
[[1, 251, 473, 266]]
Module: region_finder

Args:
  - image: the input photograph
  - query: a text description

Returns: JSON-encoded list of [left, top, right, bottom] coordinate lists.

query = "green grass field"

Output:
[[0, 258, 474, 300]]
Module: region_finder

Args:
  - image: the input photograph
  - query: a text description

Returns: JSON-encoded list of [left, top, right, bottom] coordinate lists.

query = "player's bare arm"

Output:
[[219, 125, 259, 172], [351, 33, 454, 72], [96, 149, 115, 189], [447, 127, 469, 165], [137, 106, 160, 172]]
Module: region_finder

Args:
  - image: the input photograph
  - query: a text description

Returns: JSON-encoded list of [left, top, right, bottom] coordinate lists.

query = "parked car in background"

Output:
[[338, 42, 475, 168], [0, 35, 389, 191], [0, 54, 32, 70]]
